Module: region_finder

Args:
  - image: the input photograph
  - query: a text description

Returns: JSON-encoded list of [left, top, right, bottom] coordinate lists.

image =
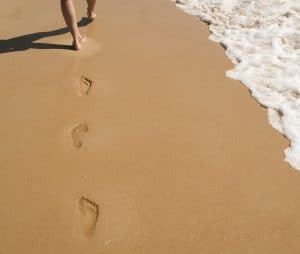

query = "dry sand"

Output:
[[1, 0, 300, 253]]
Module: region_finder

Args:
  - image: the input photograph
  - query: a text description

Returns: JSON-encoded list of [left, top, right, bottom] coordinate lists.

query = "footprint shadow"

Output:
[[0, 17, 93, 54]]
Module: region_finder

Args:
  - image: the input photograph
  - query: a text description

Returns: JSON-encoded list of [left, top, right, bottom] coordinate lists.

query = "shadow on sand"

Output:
[[0, 18, 92, 54]]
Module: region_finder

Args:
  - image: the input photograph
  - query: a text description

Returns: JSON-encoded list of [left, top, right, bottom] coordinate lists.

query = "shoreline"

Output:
[[172, 0, 300, 170]]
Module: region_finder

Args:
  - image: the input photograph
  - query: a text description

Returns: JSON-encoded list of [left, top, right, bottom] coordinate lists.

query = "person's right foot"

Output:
[[87, 8, 97, 20], [86, 0, 97, 20]]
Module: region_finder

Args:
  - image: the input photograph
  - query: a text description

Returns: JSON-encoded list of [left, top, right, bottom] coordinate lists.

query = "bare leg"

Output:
[[86, 0, 97, 20], [60, 0, 86, 50]]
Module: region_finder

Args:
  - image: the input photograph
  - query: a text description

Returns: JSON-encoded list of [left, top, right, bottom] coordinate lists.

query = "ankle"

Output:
[[87, 8, 96, 19], [87, 6, 94, 13]]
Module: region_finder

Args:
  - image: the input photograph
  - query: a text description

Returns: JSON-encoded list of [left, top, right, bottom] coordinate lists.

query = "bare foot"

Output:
[[87, 8, 97, 20], [86, 0, 97, 20], [73, 34, 87, 51]]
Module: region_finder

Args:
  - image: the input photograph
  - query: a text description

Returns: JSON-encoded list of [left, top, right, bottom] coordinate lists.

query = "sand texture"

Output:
[[1, 0, 300, 253]]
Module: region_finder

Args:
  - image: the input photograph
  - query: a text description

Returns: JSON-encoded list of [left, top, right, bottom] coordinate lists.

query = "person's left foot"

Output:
[[73, 34, 87, 50]]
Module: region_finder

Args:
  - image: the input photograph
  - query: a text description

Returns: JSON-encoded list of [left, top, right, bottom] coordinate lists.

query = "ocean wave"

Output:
[[172, 0, 300, 170]]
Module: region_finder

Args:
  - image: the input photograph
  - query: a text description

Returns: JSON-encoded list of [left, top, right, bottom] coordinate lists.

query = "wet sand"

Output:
[[1, 0, 300, 253]]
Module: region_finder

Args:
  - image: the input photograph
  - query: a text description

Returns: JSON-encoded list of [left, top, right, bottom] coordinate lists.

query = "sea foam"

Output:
[[172, 0, 300, 170]]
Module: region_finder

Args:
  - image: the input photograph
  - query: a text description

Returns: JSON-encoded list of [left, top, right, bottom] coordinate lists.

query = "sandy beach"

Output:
[[1, 0, 300, 253]]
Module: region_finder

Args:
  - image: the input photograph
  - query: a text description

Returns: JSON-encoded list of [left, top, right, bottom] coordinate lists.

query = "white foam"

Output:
[[172, 0, 300, 170]]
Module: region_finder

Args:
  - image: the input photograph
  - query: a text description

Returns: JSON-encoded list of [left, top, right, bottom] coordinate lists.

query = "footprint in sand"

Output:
[[71, 123, 88, 148], [79, 197, 99, 236], [79, 76, 93, 95]]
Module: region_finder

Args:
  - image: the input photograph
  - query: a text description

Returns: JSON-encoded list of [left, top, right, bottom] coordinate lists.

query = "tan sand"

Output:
[[1, 0, 300, 253]]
